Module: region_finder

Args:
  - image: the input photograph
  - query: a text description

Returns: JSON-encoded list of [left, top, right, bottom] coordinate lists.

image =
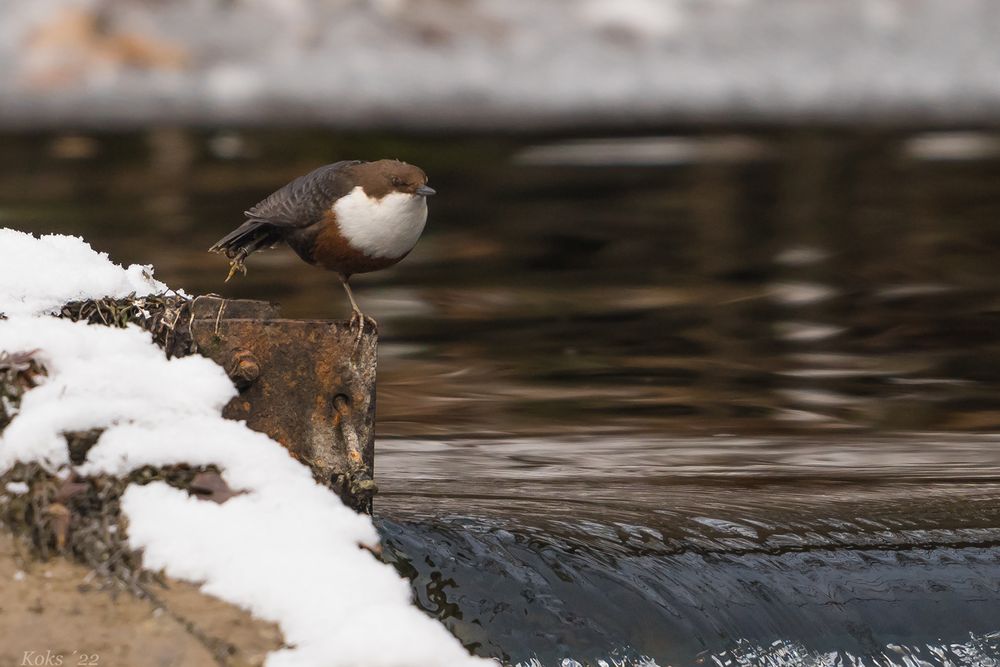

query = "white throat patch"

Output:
[[333, 187, 428, 259]]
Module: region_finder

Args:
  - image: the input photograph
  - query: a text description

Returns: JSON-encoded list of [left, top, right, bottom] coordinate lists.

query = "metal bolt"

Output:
[[228, 349, 260, 389], [333, 394, 351, 416]]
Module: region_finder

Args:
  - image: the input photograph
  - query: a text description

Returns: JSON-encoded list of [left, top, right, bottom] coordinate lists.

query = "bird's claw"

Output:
[[348, 310, 377, 354], [349, 310, 377, 331], [224, 253, 248, 282]]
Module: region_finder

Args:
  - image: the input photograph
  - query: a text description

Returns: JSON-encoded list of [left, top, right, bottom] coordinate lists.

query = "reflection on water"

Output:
[[4, 128, 1000, 665], [5, 128, 1000, 436]]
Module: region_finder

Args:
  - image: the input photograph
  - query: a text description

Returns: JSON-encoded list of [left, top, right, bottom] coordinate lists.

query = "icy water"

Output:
[[4, 128, 1000, 665]]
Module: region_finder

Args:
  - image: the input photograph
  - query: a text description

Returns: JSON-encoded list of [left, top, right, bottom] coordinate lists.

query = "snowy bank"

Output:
[[0, 229, 166, 317], [0, 229, 491, 667], [2, 0, 1000, 128]]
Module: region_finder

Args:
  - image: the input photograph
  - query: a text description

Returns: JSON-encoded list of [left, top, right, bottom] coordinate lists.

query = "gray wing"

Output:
[[246, 160, 363, 227], [209, 160, 362, 257]]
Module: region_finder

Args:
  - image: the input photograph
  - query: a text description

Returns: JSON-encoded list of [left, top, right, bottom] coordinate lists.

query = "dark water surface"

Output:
[[4, 128, 1000, 665]]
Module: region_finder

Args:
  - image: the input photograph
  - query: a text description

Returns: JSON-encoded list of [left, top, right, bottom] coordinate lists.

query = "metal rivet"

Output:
[[333, 394, 351, 416], [228, 349, 260, 388]]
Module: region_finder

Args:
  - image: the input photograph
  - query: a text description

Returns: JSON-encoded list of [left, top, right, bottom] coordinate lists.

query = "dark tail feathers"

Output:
[[208, 220, 277, 259]]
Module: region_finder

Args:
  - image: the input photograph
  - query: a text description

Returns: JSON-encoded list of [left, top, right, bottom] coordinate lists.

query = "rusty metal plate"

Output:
[[189, 298, 377, 513]]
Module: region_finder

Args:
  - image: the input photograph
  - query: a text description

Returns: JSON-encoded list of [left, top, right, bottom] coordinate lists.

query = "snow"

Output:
[[0, 229, 492, 667], [0, 229, 166, 317], [580, 0, 684, 38], [2, 0, 1000, 128], [0, 318, 234, 472], [4, 481, 28, 494]]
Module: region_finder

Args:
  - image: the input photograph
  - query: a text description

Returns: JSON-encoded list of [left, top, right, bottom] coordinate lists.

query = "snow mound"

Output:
[[0, 229, 167, 317], [4, 0, 1000, 127], [0, 228, 492, 667]]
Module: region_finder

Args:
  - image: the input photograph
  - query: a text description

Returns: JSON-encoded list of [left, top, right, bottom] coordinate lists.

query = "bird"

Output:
[[209, 159, 435, 327]]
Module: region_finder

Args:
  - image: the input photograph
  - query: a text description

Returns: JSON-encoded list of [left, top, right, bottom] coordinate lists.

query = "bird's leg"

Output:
[[339, 274, 362, 321], [339, 274, 377, 338]]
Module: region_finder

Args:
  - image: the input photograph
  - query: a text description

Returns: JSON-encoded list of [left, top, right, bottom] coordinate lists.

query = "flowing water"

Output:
[[4, 128, 1000, 665]]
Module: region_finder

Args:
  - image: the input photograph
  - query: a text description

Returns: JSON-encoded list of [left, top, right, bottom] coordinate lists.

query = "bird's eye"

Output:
[[391, 176, 404, 187]]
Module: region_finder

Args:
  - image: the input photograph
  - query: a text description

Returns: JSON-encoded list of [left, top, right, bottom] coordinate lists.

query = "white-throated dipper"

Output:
[[209, 159, 435, 325]]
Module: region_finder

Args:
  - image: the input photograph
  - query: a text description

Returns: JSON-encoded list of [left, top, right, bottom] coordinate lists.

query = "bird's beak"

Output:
[[416, 185, 436, 196]]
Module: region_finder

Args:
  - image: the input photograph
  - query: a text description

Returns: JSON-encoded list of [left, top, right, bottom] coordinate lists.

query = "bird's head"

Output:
[[358, 159, 435, 199]]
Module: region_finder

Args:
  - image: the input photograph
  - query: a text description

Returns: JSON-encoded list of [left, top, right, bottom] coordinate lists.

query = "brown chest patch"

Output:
[[303, 211, 404, 277]]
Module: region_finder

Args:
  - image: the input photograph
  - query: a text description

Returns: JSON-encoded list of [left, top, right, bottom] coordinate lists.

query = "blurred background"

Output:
[[4, 2, 1000, 666]]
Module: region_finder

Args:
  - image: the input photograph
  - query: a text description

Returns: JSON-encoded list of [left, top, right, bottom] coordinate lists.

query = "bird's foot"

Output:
[[349, 309, 377, 332], [348, 310, 377, 354], [224, 253, 248, 282]]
